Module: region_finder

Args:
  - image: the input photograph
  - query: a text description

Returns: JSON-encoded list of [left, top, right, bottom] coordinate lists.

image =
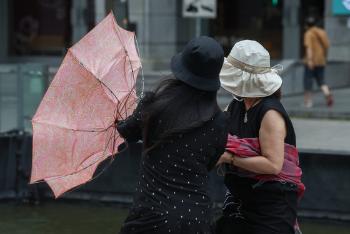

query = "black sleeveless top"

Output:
[[226, 96, 296, 146], [222, 96, 298, 234]]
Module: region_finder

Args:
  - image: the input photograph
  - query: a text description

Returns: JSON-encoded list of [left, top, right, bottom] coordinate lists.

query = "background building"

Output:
[[0, 0, 349, 68], [0, 0, 349, 132], [1, 1, 350, 230]]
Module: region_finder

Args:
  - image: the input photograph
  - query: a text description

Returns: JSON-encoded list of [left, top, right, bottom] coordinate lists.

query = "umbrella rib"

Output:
[[71, 17, 139, 125], [111, 27, 138, 122], [68, 49, 121, 104], [38, 128, 120, 187], [72, 52, 137, 124], [84, 134, 119, 184], [32, 120, 115, 133], [111, 15, 138, 92]]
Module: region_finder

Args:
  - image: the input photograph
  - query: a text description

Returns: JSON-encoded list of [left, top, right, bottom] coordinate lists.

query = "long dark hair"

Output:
[[141, 77, 220, 153]]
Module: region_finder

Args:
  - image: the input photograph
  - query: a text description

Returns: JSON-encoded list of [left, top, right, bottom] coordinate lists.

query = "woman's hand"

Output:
[[307, 60, 314, 70], [216, 151, 234, 166]]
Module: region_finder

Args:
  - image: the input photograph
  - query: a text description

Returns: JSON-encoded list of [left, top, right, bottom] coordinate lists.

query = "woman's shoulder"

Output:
[[259, 96, 287, 115], [260, 97, 296, 146], [226, 99, 243, 113], [253, 97, 290, 129]]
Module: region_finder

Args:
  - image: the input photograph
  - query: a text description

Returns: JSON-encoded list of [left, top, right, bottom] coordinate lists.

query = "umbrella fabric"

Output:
[[30, 12, 141, 197], [225, 134, 305, 198]]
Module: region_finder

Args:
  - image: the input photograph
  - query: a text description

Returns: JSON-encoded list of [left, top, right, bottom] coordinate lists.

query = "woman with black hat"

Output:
[[117, 36, 228, 234]]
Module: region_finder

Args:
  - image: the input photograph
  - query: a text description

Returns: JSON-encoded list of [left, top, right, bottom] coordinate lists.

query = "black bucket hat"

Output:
[[171, 36, 224, 91]]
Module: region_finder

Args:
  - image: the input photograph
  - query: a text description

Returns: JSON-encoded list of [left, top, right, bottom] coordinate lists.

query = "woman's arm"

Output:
[[116, 100, 146, 143], [306, 47, 314, 69], [117, 114, 142, 142], [231, 110, 286, 175]]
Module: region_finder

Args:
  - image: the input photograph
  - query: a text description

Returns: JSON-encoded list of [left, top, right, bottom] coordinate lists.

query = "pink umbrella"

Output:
[[30, 12, 141, 198]]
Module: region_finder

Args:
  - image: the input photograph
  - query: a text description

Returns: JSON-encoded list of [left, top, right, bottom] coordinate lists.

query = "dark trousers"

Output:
[[216, 176, 298, 234], [304, 65, 325, 91]]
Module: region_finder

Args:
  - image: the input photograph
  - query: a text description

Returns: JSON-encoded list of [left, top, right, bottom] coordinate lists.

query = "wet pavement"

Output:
[[0, 202, 350, 234], [292, 118, 350, 154], [0, 202, 126, 234], [282, 87, 350, 120]]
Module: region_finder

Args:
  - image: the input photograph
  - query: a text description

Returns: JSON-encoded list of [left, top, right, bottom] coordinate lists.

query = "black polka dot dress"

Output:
[[117, 99, 228, 234]]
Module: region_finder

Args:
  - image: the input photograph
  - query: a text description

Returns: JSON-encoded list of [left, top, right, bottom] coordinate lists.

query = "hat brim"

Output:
[[171, 53, 220, 92], [220, 59, 283, 98]]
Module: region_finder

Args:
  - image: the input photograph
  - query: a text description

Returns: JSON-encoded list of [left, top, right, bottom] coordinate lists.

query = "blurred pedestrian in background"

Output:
[[216, 40, 301, 234], [117, 36, 228, 234], [303, 16, 333, 108]]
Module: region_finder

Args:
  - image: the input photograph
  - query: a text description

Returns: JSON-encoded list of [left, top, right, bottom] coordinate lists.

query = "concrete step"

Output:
[[282, 87, 350, 120]]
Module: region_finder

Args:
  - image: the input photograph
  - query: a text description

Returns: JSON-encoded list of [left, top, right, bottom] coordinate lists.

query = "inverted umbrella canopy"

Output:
[[30, 12, 141, 197]]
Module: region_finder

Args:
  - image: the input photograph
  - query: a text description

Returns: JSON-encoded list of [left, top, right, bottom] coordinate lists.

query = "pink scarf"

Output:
[[225, 134, 305, 199]]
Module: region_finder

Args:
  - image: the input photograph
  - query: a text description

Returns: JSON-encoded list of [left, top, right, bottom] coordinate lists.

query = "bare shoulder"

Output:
[[261, 110, 286, 134]]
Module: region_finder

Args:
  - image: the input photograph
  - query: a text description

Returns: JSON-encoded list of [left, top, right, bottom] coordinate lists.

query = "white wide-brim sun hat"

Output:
[[220, 40, 283, 98]]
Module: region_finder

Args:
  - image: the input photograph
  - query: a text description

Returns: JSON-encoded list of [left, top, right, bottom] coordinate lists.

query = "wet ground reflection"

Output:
[[0, 202, 349, 234]]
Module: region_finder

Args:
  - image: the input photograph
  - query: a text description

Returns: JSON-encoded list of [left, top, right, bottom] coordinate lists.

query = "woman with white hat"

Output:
[[215, 40, 301, 234]]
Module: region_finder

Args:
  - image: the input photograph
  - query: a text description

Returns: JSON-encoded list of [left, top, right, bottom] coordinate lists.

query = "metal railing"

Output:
[[0, 64, 48, 132], [1, 60, 349, 132]]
